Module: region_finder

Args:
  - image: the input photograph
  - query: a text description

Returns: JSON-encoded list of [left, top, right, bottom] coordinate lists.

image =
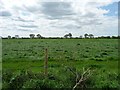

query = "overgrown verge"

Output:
[[2, 66, 119, 89]]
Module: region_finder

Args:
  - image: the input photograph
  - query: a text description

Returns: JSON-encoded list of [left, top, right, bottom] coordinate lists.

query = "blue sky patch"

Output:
[[101, 2, 118, 16]]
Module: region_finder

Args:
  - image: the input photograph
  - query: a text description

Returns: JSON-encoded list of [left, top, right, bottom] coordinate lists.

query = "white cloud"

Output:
[[0, 0, 118, 37]]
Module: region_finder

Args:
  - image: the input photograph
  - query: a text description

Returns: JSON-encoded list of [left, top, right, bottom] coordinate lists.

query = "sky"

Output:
[[0, 0, 119, 37]]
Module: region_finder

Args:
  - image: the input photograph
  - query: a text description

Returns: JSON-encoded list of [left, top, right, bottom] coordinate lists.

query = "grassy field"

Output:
[[2, 39, 119, 89]]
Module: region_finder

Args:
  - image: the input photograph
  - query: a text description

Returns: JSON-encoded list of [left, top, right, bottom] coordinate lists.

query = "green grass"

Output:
[[2, 39, 119, 89]]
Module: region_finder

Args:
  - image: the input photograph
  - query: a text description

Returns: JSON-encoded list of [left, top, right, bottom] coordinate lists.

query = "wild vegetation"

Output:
[[2, 39, 119, 89]]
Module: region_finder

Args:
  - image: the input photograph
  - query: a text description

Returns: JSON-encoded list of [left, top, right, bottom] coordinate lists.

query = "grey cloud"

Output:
[[12, 17, 34, 22], [24, 5, 41, 13], [52, 24, 81, 30], [12, 6, 26, 11], [18, 29, 33, 32], [0, 10, 12, 17], [41, 2, 75, 19], [83, 19, 102, 25], [74, 18, 102, 26], [19, 25, 38, 28], [63, 24, 81, 29], [88, 19, 102, 25], [83, 12, 96, 18], [86, 2, 101, 7]]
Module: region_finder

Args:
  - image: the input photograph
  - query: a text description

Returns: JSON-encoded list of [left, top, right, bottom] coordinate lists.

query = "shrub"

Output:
[[95, 58, 104, 61], [9, 70, 29, 89], [88, 64, 102, 69], [101, 52, 108, 55], [91, 72, 119, 88], [77, 43, 80, 45], [2, 70, 13, 83]]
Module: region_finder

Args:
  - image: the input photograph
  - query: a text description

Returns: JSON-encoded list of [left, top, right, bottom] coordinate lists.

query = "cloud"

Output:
[[0, 0, 118, 37], [17, 29, 35, 32], [62, 24, 81, 30], [19, 25, 38, 28], [12, 17, 34, 22], [0, 10, 12, 17], [23, 3, 42, 14], [41, 2, 75, 19]]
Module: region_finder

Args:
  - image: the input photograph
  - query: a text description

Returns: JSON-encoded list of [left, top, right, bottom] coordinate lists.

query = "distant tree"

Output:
[[89, 34, 94, 38], [106, 36, 111, 39], [29, 34, 35, 39], [64, 34, 68, 38], [12, 37, 15, 39], [100, 36, 104, 39], [36, 34, 42, 39], [15, 35, 19, 39], [79, 35, 82, 39], [64, 33, 72, 38], [112, 36, 117, 39], [84, 33, 89, 38], [69, 33, 72, 38], [98, 36, 111, 39], [8, 35, 11, 39]]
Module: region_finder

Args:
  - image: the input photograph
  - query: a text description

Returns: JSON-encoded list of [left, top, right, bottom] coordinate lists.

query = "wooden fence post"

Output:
[[44, 48, 48, 76]]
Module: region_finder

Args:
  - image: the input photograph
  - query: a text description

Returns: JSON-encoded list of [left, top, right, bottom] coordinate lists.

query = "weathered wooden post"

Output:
[[44, 48, 48, 76]]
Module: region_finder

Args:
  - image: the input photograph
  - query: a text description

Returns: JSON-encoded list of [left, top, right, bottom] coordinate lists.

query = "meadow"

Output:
[[2, 39, 119, 89]]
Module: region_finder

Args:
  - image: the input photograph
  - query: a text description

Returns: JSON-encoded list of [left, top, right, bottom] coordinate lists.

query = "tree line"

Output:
[[1, 33, 120, 39]]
